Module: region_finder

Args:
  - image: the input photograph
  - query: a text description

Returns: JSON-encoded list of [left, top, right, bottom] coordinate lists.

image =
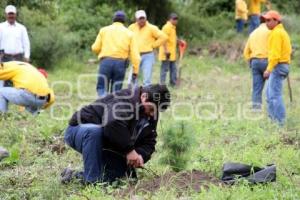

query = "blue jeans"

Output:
[[64, 124, 135, 184], [0, 87, 47, 114], [266, 64, 289, 125], [236, 19, 245, 33], [249, 15, 260, 34], [160, 61, 177, 86], [251, 58, 268, 109], [97, 58, 127, 97], [128, 52, 155, 86]]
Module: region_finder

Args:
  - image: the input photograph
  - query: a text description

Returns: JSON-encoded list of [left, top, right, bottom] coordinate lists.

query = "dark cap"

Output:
[[169, 13, 178, 20], [113, 10, 126, 22]]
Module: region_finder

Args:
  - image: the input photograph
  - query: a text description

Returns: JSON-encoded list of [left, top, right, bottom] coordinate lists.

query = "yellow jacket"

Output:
[[244, 23, 270, 60], [248, 0, 267, 15], [159, 21, 177, 61], [236, 0, 248, 20], [91, 22, 141, 74], [128, 22, 167, 53], [0, 61, 55, 109], [267, 24, 292, 72]]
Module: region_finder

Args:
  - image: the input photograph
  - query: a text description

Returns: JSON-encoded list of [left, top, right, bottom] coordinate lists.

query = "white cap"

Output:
[[135, 10, 146, 19], [5, 5, 17, 14]]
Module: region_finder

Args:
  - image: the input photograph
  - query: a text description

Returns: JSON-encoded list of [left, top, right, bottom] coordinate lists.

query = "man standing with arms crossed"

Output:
[[262, 10, 292, 125], [92, 11, 140, 97], [244, 16, 270, 110], [248, 0, 271, 33], [128, 10, 167, 86]]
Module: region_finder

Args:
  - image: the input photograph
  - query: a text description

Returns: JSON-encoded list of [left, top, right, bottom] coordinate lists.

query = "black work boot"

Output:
[[0, 147, 9, 162], [61, 168, 75, 184], [61, 168, 84, 184]]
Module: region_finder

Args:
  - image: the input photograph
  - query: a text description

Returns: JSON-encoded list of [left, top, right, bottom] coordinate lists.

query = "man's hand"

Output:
[[126, 150, 140, 167], [126, 150, 144, 168], [165, 52, 171, 60], [263, 70, 271, 79]]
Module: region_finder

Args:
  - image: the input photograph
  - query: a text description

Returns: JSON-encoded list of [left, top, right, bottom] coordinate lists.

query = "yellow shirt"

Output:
[[267, 24, 292, 72], [236, 0, 248, 20], [243, 23, 270, 60], [128, 22, 167, 53], [248, 0, 266, 15], [159, 21, 177, 61], [91, 22, 141, 74], [0, 61, 55, 109]]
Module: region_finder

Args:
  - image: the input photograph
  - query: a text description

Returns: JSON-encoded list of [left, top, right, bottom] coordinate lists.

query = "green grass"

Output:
[[1, 53, 300, 199]]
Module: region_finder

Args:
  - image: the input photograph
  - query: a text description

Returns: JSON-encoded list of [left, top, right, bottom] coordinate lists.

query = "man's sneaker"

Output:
[[61, 168, 75, 184], [0, 147, 9, 161]]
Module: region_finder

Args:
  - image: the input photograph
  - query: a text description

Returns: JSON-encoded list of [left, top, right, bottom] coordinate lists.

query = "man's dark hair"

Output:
[[141, 84, 171, 111]]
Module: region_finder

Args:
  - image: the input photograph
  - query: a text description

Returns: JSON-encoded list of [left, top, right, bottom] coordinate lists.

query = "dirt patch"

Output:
[[117, 170, 222, 197]]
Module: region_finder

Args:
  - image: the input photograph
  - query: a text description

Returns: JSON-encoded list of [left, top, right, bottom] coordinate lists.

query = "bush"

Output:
[[18, 7, 78, 69], [161, 121, 195, 172]]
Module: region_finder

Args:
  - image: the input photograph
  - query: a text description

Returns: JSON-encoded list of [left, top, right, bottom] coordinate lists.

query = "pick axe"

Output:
[[176, 40, 187, 86]]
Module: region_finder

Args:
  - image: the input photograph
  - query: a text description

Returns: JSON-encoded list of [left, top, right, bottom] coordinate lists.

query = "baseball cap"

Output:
[[262, 10, 282, 22], [135, 10, 147, 19], [5, 5, 17, 14], [169, 13, 178, 20], [113, 10, 126, 22]]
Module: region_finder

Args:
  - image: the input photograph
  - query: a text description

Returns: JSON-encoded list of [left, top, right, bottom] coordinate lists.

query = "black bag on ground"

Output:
[[221, 162, 276, 184]]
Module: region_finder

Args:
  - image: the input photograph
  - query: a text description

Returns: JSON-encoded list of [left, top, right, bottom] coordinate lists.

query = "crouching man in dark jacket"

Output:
[[61, 84, 170, 184]]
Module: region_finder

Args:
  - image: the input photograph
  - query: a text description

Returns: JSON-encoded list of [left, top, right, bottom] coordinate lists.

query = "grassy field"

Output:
[[0, 49, 300, 199]]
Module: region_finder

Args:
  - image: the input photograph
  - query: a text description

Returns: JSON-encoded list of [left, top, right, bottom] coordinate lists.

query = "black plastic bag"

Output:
[[221, 162, 276, 184]]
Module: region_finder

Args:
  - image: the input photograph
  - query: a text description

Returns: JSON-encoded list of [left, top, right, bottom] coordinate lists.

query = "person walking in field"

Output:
[[262, 10, 292, 125], [61, 84, 170, 184], [235, 0, 248, 33], [92, 11, 141, 97], [0, 61, 55, 114], [128, 10, 167, 86], [159, 13, 184, 87], [244, 16, 270, 110], [247, 0, 271, 33]]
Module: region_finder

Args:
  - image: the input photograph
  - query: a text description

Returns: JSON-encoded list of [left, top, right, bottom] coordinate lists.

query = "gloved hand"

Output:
[[165, 52, 171, 60], [132, 73, 138, 83]]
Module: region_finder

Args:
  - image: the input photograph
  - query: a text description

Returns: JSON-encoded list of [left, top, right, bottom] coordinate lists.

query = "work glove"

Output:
[[165, 52, 171, 60]]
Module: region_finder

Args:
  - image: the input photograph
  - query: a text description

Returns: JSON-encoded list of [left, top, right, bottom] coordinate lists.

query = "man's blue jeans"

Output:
[[251, 58, 268, 109], [64, 124, 135, 184], [266, 64, 289, 125], [97, 58, 127, 97], [128, 52, 155, 86], [160, 61, 177, 86], [249, 15, 260, 34], [236, 19, 245, 33], [0, 87, 47, 114]]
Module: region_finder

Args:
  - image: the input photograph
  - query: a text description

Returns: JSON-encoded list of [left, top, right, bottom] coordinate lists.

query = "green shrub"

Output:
[[18, 7, 77, 69], [161, 121, 194, 172]]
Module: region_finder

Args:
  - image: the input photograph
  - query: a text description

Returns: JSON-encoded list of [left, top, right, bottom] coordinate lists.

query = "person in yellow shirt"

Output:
[[128, 10, 167, 86], [91, 11, 141, 97], [248, 0, 271, 33], [243, 18, 270, 110], [159, 13, 180, 87], [262, 10, 292, 125], [235, 0, 248, 33], [0, 61, 55, 114]]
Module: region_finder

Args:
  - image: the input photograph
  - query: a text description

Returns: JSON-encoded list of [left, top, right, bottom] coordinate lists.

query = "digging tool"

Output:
[[176, 40, 187, 86], [287, 75, 293, 103]]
